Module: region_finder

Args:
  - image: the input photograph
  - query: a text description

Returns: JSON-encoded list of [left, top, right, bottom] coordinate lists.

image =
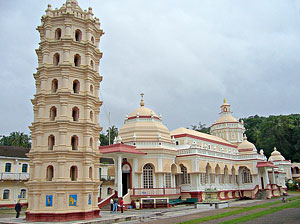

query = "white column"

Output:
[[133, 158, 138, 188], [158, 157, 163, 188], [272, 168, 276, 184], [117, 155, 122, 197], [264, 167, 269, 188]]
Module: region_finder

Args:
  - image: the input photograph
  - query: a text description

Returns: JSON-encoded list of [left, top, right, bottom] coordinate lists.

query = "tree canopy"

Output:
[[0, 131, 31, 148], [99, 125, 118, 146], [190, 122, 210, 134], [242, 114, 300, 162]]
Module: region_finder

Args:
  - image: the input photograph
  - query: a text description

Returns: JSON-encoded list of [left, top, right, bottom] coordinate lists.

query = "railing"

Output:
[[0, 172, 29, 181], [100, 175, 115, 181], [131, 187, 181, 197], [178, 148, 266, 161]]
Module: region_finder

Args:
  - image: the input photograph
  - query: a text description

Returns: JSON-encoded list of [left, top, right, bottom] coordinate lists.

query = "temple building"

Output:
[[26, 0, 104, 221], [99, 97, 292, 208]]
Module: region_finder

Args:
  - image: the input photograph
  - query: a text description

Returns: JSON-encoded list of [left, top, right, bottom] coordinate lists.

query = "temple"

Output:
[[99, 96, 292, 208]]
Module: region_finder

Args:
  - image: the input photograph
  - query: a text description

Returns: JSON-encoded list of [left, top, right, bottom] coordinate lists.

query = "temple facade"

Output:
[[26, 0, 104, 221], [100, 97, 292, 208]]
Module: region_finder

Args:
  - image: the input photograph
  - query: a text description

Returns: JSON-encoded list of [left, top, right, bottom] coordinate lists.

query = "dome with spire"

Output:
[[268, 147, 285, 161], [237, 135, 257, 154], [128, 94, 159, 119], [214, 98, 238, 123], [118, 94, 172, 145]]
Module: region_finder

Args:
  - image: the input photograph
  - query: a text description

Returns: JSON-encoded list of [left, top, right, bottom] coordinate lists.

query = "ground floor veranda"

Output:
[[99, 144, 287, 209]]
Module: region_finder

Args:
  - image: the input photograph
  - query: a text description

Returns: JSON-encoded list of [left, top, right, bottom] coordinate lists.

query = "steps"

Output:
[[255, 190, 267, 200]]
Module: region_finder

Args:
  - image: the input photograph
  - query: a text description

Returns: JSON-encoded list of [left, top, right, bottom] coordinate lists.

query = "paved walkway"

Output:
[[0, 195, 298, 224]]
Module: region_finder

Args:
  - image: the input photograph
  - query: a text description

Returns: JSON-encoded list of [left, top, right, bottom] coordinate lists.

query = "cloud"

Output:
[[0, 0, 299, 136]]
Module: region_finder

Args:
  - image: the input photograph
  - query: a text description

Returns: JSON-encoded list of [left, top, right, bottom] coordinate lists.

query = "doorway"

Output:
[[122, 163, 131, 196], [261, 177, 264, 189]]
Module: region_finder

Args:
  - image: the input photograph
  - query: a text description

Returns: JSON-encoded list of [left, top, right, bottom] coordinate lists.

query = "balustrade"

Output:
[[131, 187, 181, 197], [0, 172, 29, 181]]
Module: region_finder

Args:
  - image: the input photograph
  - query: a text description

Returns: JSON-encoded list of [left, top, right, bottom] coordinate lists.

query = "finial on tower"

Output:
[[140, 93, 144, 107], [224, 98, 227, 104]]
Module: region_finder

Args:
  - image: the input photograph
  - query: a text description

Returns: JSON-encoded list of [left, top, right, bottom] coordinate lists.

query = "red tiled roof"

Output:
[[0, 145, 30, 158], [256, 161, 277, 168], [99, 143, 146, 155]]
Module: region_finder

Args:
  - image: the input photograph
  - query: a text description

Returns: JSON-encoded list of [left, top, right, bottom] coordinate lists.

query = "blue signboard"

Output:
[[69, 194, 77, 206], [46, 195, 53, 207]]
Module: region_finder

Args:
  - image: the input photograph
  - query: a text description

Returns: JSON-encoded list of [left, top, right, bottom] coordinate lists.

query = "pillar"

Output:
[[117, 155, 122, 197], [133, 158, 138, 188]]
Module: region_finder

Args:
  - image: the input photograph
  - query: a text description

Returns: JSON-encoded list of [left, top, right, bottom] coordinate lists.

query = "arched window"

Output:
[[180, 164, 190, 184], [205, 164, 211, 184], [74, 54, 81, 67], [22, 164, 28, 173], [224, 166, 229, 184], [46, 165, 54, 181], [3, 189, 10, 199], [231, 167, 236, 184], [73, 80, 80, 93], [72, 107, 79, 121], [91, 36, 94, 44], [165, 173, 171, 188], [143, 163, 154, 188], [50, 106, 57, 121], [51, 79, 58, 93], [242, 167, 252, 184], [90, 60, 94, 69], [89, 167, 93, 179], [53, 53, 60, 65], [71, 135, 78, 150], [20, 189, 26, 199], [75, 29, 82, 42], [55, 28, 62, 40], [90, 111, 93, 121], [70, 166, 78, 181], [90, 85, 94, 94], [48, 135, 55, 150], [89, 137, 93, 148]]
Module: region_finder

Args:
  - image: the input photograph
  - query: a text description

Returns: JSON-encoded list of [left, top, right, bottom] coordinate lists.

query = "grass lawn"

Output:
[[178, 196, 300, 224], [220, 197, 300, 224]]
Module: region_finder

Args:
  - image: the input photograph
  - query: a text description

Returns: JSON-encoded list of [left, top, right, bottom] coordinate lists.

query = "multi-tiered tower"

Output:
[[210, 99, 245, 145], [26, 0, 104, 221]]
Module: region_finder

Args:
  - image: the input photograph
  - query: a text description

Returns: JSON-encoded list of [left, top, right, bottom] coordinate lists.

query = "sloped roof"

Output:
[[100, 143, 146, 155], [171, 127, 236, 147], [0, 145, 30, 158]]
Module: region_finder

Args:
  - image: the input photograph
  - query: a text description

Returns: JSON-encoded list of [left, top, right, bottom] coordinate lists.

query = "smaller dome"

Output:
[[128, 107, 158, 118], [268, 147, 285, 161], [215, 115, 238, 123], [128, 94, 159, 119], [238, 135, 257, 154]]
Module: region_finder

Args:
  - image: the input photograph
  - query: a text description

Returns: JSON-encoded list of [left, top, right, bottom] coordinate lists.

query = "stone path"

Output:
[[0, 195, 298, 224]]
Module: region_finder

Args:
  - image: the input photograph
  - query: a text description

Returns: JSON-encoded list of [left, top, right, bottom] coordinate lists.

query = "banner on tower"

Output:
[[46, 195, 53, 207], [69, 194, 77, 206]]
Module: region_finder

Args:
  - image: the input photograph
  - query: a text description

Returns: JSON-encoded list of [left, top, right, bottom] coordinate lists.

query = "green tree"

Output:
[[99, 125, 119, 146], [0, 132, 31, 148], [243, 114, 300, 162], [190, 122, 210, 134]]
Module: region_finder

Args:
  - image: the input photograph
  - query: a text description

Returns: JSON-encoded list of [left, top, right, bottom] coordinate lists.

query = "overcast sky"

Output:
[[0, 0, 300, 136]]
